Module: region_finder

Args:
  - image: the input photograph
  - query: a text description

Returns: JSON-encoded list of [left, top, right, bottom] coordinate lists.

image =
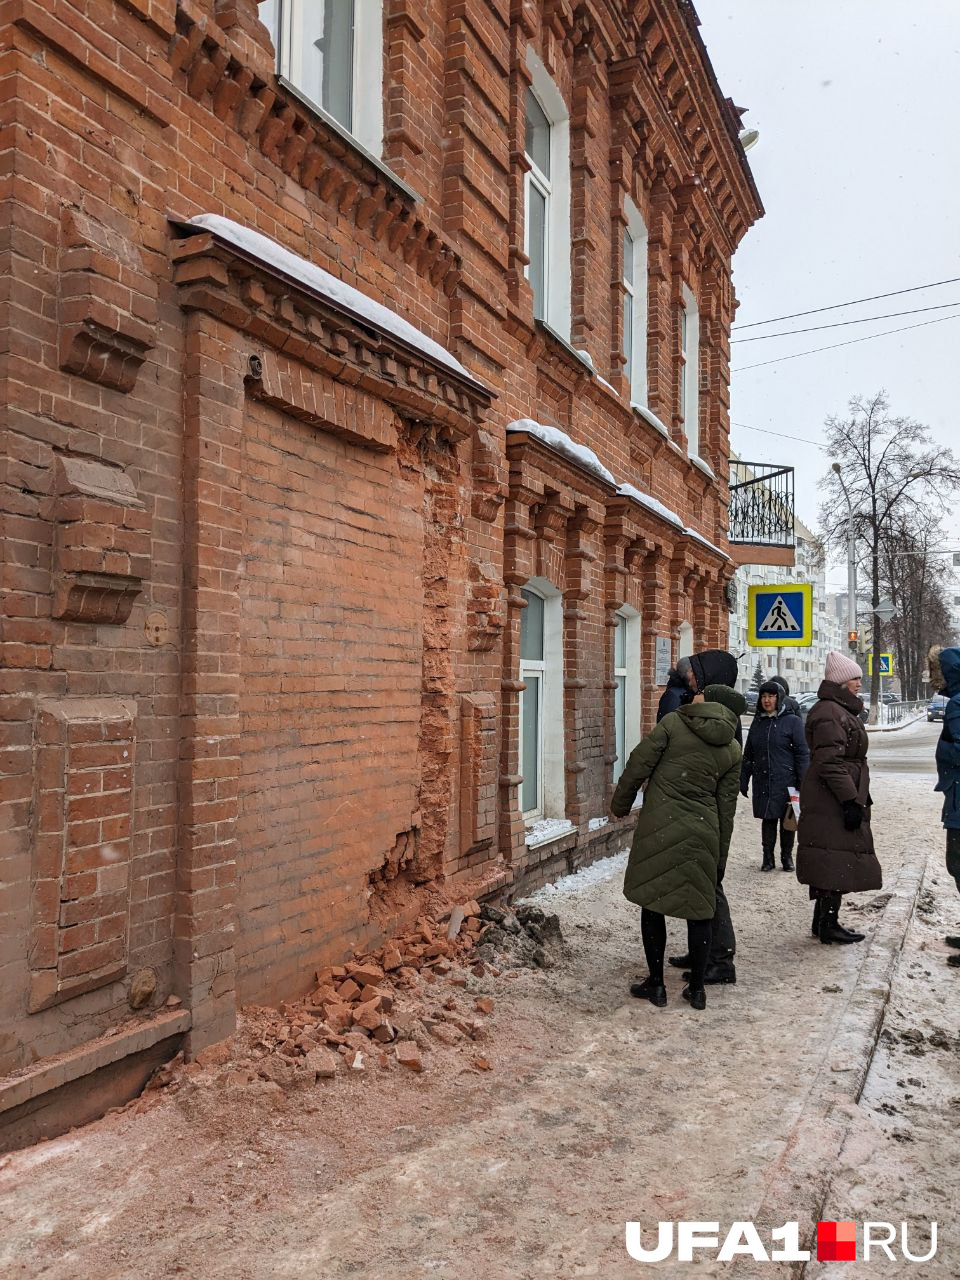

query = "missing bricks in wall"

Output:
[[368, 828, 420, 893]]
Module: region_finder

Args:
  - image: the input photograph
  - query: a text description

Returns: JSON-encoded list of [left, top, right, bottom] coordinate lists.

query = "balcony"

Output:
[[728, 460, 796, 568]]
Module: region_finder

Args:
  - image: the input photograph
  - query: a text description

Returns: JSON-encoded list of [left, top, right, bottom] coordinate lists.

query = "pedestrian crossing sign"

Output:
[[747, 583, 813, 648], [867, 652, 894, 676]]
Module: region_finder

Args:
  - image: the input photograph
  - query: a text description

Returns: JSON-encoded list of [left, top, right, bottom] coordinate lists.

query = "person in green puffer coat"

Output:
[[612, 684, 745, 1011]]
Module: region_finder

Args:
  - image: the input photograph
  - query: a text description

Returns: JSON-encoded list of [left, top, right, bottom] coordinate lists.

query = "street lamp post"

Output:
[[832, 463, 858, 653]]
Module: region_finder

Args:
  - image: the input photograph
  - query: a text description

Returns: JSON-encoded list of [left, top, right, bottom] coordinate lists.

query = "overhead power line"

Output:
[[732, 274, 960, 330], [731, 299, 960, 343], [731, 421, 826, 448], [731, 313, 960, 374]]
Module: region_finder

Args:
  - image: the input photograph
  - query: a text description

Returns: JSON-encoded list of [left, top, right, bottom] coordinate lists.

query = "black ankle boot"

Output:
[[668, 953, 690, 969], [630, 977, 667, 1006], [819, 897, 864, 945], [761, 859, 775, 872], [682, 961, 736, 985], [682, 984, 706, 1010], [781, 852, 795, 872], [945, 935, 960, 950]]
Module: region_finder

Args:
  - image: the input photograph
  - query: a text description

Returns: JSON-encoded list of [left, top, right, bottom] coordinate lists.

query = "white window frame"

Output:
[[678, 621, 694, 661], [263, 0, 384, 157], [614, 608, 642, 780], [518, 580, 565, 822], [523, 49, 571, 339], [679, 284, 700, 458], [622, 200, 648, 403]]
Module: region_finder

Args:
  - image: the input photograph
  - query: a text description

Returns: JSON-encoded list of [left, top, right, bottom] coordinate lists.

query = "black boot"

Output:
[[630, 977, 667, 1006], [811, 899, 821, 937], [761, 821, 776, 871], [668, 953, 690, 969], [945, 936, 960, 950], [682, 961, 736, 985], [682, 984, 706, 1010], [819, 895, 864, 945], [781, 851, 795, 872]]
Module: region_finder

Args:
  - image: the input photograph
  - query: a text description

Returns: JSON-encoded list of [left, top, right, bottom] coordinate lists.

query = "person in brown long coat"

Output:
[[796, 651, 882, 944]]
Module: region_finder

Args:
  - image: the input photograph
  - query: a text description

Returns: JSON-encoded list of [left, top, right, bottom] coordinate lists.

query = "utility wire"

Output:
[[731, 299, 960, 343], [732, 274, 960, 330], [731, 421, 826, 448], [731, 313, 960, 374]]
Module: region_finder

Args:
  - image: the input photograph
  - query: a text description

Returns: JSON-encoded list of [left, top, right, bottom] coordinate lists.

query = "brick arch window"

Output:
[[614, 607, 642, 779], [679, 284, 700, 458], [518, 581, 565, 821], [261, 0, 384, 156], [523, 49, 571, 338]]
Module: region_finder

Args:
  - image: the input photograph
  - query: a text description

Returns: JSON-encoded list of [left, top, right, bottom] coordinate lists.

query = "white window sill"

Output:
[[524, 817, 576, 849], [691, 455, 716, 480]]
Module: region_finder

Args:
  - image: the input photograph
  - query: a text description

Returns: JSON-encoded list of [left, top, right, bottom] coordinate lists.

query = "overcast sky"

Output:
[[698, 1, 960, 590]]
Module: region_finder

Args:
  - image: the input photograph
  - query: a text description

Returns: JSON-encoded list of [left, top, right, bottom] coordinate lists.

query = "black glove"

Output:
[[740, 785, 749, 798], [842, 799, 863, 831]]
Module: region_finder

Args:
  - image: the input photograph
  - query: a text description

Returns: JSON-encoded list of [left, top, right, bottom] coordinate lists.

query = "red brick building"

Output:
[[0, 0, 762, 1142]]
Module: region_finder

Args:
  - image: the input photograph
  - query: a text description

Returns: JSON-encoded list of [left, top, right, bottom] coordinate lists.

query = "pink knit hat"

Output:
[[824, 650, 863, 684]]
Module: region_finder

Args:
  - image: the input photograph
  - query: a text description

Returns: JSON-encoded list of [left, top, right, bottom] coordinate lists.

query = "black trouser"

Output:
[[710, 878, 736, 962], [947, 828, 960, 894], [641, 908, 713, 989], [761, 818, 795, 865]]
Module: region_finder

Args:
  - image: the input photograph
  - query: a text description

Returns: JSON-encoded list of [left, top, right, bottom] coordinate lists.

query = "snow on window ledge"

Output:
[[587, 816, 609, 831], [524, 817, 576, 848], [506, 420, 615, 488], [184, 214, 478, 386], [691, 455, 716, 480], [631, 402, 669, 436]]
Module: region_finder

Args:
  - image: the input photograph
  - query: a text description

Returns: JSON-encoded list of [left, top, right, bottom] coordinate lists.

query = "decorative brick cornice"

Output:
[[169, 3, 462, 295], [170, 227, 493, 437]]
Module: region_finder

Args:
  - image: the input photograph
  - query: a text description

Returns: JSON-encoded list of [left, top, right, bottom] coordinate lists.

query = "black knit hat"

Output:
[[759, 680, 783, 700]]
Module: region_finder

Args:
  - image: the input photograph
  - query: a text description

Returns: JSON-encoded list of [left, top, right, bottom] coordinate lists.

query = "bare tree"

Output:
[[880, 511, 954, 699], [817, 392, 960, 721]]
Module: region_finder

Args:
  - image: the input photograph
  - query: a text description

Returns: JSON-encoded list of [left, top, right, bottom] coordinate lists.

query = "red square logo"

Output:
[[817, 1221, 857, 1262]]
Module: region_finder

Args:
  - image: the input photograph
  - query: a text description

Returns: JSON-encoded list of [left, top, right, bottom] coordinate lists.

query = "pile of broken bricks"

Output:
[[148, 900, 564, 1095]]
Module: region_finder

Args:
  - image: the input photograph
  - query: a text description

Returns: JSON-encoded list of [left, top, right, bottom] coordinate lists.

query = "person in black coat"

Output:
[[660, 648, 742, 984], [741, 680, 810, 872], [657, 650, 742, 745]]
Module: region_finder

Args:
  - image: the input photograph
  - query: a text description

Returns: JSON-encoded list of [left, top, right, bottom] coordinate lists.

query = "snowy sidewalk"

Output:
[[0, 774, 954, 1280]]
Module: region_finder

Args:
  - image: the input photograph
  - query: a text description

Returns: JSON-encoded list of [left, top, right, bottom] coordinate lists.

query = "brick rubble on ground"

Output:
[[139, 901, 564, 1100]]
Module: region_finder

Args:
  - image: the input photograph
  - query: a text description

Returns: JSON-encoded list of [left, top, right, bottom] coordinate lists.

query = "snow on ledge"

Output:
[[617, 483, 684, 529], [506, 420, 616, 488], [631, 402, 670, 436], [524, 817, 576, 849], [691, 455, 716, 480], [587, 816, 609, 831], [683, 526, 727, 559], [186, 214, 474, 383]]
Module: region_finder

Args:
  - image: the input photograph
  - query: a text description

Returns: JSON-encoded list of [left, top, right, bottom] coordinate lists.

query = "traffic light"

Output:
[[848, 629, 858, 651]]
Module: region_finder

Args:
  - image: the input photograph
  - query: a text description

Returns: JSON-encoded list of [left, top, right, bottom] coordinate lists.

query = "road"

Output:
[[868, 718, 941, 774], [0, 719, 955, 1279]]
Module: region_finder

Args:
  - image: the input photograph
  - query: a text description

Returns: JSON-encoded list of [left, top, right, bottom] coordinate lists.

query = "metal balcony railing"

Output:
[[729, 461, 796, 547]]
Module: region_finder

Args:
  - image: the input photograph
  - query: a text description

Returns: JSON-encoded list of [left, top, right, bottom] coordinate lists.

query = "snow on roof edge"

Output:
[[506, 420, 616, 488], [185, 214, 480, 386]]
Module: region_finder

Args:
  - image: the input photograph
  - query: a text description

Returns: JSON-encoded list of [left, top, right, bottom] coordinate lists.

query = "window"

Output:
[[679, 285, 700, 457], [678, 621, 694, 661], [622, 200, 648, 402], [518, 582, 564, 821], [523, 50, 571, 337], [263, 0, 384, 156], [614, 610, 642, 780]]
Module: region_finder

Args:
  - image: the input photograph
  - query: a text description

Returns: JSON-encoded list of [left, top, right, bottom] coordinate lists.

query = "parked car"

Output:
[[797, 690, 868, 724], [744, 690, 759, 716], [928, 693, 948, 722]]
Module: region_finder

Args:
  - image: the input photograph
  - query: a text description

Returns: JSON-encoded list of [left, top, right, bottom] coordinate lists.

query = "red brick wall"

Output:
[[236, 396, 424, 1005], [0, 0, 760, 1079]]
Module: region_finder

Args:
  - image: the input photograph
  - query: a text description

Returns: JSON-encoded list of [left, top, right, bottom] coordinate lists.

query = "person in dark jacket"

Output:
[[741, 680, 810, 872], [796, 652, 882, 945], [656, 649, 741, 734], [658, 648, 742, 983], [930, 646, 960, 967], [613, 684, 746, 1010], [770, 674, 802, 720]]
